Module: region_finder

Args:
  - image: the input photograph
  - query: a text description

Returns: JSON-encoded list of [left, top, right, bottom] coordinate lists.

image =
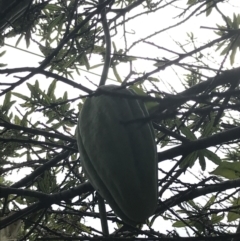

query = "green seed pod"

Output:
[[76, 85, 158, 226]]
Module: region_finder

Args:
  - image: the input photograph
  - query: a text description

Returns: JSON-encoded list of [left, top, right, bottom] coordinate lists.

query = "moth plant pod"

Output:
[[76, 85, 158, 226]]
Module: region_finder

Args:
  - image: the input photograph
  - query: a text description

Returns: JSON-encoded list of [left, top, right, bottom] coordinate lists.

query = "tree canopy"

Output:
[[1, 0, 240, 240]]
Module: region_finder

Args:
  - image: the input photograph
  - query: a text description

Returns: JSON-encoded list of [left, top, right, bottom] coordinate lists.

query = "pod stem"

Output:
[[97, 192, 109, 236], [98, 0, 111, 86]]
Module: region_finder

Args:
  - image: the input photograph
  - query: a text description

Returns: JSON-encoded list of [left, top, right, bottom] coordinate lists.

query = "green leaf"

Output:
[[47, 79, 57, 98], [44, 4, 62, 11], [78, 223, 91, 234], [187, 0, 197, 5], [90, 45, 105, 54], [71, 153, 78, 161], [0, 50, 6, 57], [202, 149, 222, 165], [206, 2, 213, 16], [2, 92, 15, 113], [211, 213, 224, 224], [211, 161, 240, 179], [82, 53, 90, 70], [201, 115, 217, 137], [180, 151, 198, 168], [175, 119, 196, 140], [154, 60, 168, 67], [220, 44, 231, 56], [12, 92, 30, 101], [89, 63, 103, 69], [204, 195, 216, 208], [198, 151, 206, 171], [61, 103, 70, 113], [47, 13, 65, 39], [228, 198, 240, 222], [63, 91, 68, 101], [27, 80, 41, 100], [15, 34, 24, 47], [172, 220, 189, 228], [188, 199, 199, 210], [3, 91, 11, 107], [147, 77, 159, 82], [112, 64, 122, 83], [232, 14, 240, 29], [20, 112, 29, 127], [228, 211, 240, 222], [230, 37, 240, 65], [14, 115, 21, 125]]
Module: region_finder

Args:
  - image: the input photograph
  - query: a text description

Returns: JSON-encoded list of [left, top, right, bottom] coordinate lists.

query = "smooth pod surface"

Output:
[[76, 85, 158, 225]]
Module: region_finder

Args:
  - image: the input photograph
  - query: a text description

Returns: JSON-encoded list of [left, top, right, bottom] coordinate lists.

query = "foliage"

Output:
[[1, 0, 240, 240]]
